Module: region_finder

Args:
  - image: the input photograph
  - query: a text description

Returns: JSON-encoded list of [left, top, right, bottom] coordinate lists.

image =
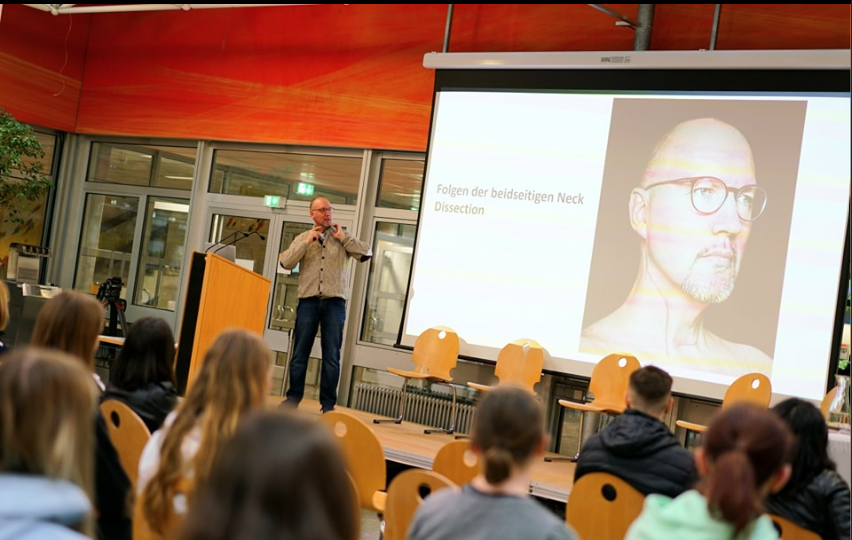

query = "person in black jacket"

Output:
[[103, 316, 179, 433], [574, 365, 697, 498], [766, 397, 851, 540]]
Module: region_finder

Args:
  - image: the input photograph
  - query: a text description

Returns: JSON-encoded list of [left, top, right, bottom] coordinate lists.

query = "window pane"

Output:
[[135, 198, 189, 311], [209, 150, 362, 205], [154, 155, 195, 190], [0, 131, 56, 265], [208, 214, 270, 275], [361, 222, 416, 345], [87, 143, 195, 190], [34, 132, 56, 174], [270, 221, 313, 333], [377, 159, 423, 209], [74, 194, 139, 297]]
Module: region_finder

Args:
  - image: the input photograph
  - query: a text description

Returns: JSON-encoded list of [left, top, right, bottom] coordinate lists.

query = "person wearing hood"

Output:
[[574, 365, 697, 498], [0, 347, 100, 539]]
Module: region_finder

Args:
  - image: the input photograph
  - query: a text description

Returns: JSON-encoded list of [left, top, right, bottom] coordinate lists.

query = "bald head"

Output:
[[641, 118, 756, 189]]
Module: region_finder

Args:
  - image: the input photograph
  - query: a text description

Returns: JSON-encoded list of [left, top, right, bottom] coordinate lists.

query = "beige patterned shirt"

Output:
[[278, 229, 372, 300]]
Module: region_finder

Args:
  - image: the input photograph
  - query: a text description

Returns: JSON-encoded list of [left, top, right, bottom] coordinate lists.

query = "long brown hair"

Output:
[[142, 328, 271, 533], [0, 280, 10, 332], [699, 402, 793, 536], [0, 347, 99, 536], [179, 411, 359, 540], [31, 291, 104, 370], [471, 384, 544, 485]]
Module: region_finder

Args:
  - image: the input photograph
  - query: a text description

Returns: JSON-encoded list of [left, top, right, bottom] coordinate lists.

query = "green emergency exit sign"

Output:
[[296, 182, 315, 196], [264, 195, 282, 208]]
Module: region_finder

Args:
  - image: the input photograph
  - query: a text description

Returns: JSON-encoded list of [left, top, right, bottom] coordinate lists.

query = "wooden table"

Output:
[[266, 396, 576, 502], [98, 334, 126, 346]]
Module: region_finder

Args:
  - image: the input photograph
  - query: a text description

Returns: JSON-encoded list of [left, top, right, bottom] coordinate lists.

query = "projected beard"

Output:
[[680, 245, 739, 303]]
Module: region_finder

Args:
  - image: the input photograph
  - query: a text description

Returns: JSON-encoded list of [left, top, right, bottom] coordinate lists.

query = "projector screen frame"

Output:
[[397, 49, 852, 404]]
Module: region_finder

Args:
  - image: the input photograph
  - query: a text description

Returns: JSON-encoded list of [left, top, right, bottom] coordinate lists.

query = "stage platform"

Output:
[[266, 396, 576, 503]]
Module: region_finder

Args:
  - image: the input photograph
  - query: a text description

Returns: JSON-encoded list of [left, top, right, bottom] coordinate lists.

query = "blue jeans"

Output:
[[286, 296, 346, 411]]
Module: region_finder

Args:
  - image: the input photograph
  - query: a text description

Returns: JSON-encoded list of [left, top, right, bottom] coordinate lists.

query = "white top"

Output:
[[137, 411, 201, 515]]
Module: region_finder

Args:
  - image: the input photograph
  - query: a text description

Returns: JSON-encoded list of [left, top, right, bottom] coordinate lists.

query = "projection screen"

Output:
[[399, 49, 851, 403]]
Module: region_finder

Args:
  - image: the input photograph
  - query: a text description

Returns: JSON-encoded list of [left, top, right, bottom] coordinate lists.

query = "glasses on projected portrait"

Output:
[[646, 176, 767, 221]]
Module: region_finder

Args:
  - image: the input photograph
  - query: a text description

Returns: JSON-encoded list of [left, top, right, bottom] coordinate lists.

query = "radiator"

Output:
[[353, 383, 475, 434]]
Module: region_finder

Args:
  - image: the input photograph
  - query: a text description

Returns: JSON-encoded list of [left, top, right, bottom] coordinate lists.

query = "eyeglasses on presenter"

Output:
[[645, 176, 767, 221], [311, 207, 333, 214]]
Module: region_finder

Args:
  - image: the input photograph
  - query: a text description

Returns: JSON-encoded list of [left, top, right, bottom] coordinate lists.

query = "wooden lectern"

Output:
[[175, 251, 271, 394]]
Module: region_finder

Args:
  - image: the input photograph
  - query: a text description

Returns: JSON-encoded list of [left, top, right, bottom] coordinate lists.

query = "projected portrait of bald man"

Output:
[[580, 99, 806, 378]]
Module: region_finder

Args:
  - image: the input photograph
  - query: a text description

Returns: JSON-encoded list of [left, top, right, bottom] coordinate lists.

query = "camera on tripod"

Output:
[[96, 276, 124, 304]]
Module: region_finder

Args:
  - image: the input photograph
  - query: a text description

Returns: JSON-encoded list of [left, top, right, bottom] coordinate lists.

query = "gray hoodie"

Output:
[[0, 474, 91, 540]]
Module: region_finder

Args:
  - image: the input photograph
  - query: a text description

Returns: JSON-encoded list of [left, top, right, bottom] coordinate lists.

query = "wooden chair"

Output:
[[318, 410, 388, 515], [382, 468, 456, 540], [545, 353, 641, 462], [431, 439, 480, 486], [346, 473, 362, 540], [676, 372, 772, 435], [468, 338, 544, 395], [768, 513, 821, 540], [99, 399, 152, 491], [373, 326, 460, 435], [566, 472, 645, 540], [821, 385, 838, 420]]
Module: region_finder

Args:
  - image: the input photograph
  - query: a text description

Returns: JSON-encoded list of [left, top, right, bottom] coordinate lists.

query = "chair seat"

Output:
[[559, 398, 625, 415], [467, 382, 491, 392], [675, 419, 708, 433], [387, 367, 452, 382], [372, 490, 388, 512]]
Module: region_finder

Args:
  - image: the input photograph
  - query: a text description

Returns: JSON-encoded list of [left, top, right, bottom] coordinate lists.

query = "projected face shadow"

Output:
[[580, 99, 807, 379]]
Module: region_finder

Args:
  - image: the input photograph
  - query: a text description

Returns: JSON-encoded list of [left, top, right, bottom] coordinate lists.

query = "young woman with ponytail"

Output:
[[407, 384, 578, 540], [627, 402, 794, 540]]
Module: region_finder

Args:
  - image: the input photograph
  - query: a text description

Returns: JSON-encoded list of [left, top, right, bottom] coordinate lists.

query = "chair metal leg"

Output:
[[424, 382, 456, 435], [373, 377, 408, 425]]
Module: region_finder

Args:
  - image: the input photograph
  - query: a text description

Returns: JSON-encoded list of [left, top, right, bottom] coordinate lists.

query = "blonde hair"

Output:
[[0, 346, 99, 535], [142, 329, 271, 533], [31, 291, 104, 370], [0, 280, 9, 332]]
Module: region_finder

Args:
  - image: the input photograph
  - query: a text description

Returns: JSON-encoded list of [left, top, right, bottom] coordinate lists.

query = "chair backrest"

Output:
[[410, 326, 460, 381], [432, 439, 480, 486], [722, 372, 772, 409], [821, 386, 838, 420], [768, 513, 821, 540], [566, 472, 645, 540], [492, 338, 544, 393], [586, 353, 641, 411], [318, 410, 387, 512], [383, 468, 456, 540], [99, 399, 152, 491]]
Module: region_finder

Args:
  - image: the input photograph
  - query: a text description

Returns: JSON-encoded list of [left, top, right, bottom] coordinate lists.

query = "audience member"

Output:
[[103, 316, 179, 433], [626, 402, 793, 540], [407, 384, 578, 540], [0, 347, 99, 539], [178, 410, 358, 540], [138, 328, 271, 536], [31, 290, 132, 540], [0, 280, 9, 356], [31, 290, 105, 388], [575, 365, 697, 498], [766, 397, 851, 540]]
